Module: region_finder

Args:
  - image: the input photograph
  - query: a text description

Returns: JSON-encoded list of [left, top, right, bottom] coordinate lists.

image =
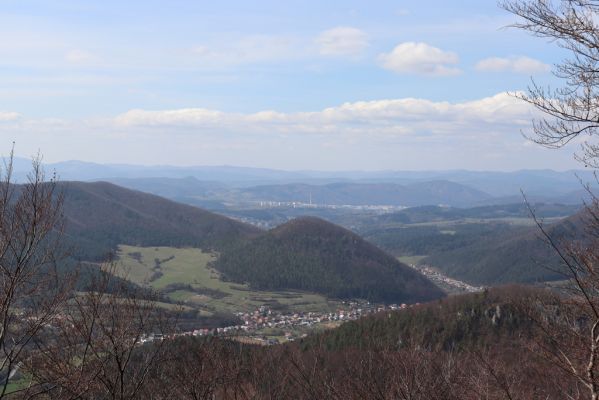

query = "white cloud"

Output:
[[475, 56, 550, 74], [0, 111, 21, 122], [65, 50, 98, 65], [378, 42, 460, 76], [0, 94, 571, 170], [316, 27, 369, 57], [113, 92, 534, 137], [116, 108, 225, 127]]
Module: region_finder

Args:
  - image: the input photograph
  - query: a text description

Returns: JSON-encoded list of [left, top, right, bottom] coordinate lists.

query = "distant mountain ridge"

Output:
[[239, 181, 492, 207], [8, 157, 596, 200], [92, 177, 495, 208], [99, 177, 596, 209]]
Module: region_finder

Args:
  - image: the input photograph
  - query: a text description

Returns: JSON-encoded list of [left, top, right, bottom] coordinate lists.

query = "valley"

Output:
[[88, 189, 581, 342], [1, 168, 595, 399], [400, 259, 485, 294], [54, 181, 582, 313], [6, 1, 599, 397], [114, 245, 423, 344]]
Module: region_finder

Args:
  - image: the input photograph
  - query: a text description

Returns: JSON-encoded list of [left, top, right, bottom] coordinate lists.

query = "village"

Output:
[[408, 263, 484, 293], [141, 300, 410, 345], [139, 264, 485, 346]]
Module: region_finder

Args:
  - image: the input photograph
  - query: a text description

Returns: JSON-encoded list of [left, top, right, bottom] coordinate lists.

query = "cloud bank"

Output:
[[0, 93, 573, 170], [114, 92, 531, 136]]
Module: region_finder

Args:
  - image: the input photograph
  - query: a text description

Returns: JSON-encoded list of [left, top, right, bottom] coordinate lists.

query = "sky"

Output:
[[0, 0, 584, 170]]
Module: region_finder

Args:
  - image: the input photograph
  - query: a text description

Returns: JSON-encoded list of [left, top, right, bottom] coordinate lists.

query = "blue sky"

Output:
[[0, 0, 581, 170]]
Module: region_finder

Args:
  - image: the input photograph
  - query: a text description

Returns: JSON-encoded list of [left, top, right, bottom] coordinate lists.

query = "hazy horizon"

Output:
[[0, 1, 580, 170], [6, 155, 591, 174]]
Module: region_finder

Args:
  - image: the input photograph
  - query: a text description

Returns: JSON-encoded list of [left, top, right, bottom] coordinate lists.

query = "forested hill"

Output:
[[213, 216, 444, 303], [59, 181, 262, 260], [422, 210, 585, 285], [356, 203, 584, 285], [300, 286, 536, 352]]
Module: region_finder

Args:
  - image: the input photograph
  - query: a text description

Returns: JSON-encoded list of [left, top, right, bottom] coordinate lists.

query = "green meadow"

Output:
[[116, 245, 338, 314]]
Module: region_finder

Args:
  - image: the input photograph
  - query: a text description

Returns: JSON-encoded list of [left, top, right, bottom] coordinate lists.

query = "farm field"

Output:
[[397, 255, 428, 265], [116, 245, 339, 315]]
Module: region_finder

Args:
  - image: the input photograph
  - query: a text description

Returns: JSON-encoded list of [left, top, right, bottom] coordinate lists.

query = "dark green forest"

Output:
[[214, 217, 444, 303]]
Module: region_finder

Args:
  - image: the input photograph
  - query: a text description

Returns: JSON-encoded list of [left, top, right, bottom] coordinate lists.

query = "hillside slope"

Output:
[[355, 203, 583, 285], [421, 212, 584, 285], [214, 217, 444, 303], [59, 181, 262, 260], [299, 286, 535, 352]]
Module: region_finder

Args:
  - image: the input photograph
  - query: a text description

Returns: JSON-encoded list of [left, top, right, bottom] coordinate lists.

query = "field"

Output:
[[397, 255, 428, 266], [116, 245, 338, 315]]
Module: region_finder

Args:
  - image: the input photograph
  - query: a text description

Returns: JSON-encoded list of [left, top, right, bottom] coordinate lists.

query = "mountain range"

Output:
[[235, 181, 492, 207], [56, 181, 443, 303], [9, 158, 598, 207]]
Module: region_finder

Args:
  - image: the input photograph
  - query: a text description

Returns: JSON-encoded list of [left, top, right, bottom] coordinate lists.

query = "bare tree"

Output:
[[24, 263, 172, 400], [497, 2, 599, 397], [511, 192, 599, 399], [500, 0, 599, 166], [143, 336, 252, 400], [0, 150, 75, 399], [0, 149, 175, 400]]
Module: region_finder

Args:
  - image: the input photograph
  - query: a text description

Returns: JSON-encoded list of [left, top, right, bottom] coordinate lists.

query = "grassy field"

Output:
[[397, 255, 428, 265], [116, 245, 338, 314]]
